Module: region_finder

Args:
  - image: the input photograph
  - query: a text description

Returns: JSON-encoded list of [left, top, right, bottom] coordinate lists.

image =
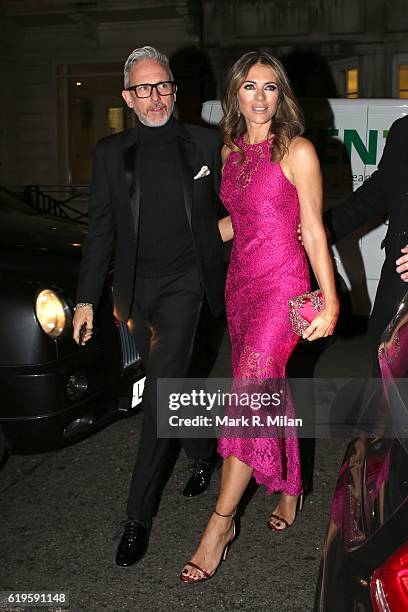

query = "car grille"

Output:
[[118, 321, 140, 369]]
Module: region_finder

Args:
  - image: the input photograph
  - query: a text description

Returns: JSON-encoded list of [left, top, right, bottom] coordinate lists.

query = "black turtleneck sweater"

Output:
[[136, 117, 197, 277]]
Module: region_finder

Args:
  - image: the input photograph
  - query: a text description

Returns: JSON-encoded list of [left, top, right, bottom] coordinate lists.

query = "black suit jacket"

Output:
[[325, 115, 408, 339], [77, 119, 225, 321]]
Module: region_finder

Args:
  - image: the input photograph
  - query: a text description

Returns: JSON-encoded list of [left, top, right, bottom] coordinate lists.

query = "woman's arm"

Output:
[[286, 137, 339, 340]]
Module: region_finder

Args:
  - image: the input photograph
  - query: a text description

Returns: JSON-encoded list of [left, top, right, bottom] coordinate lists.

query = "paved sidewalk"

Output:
[[0, 331, 370, 611]]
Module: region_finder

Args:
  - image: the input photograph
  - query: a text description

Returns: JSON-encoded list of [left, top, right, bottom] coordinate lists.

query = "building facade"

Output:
[[1, 0, 407, 187], [202, 0, 408, 99], [0, 0, 200, 185]]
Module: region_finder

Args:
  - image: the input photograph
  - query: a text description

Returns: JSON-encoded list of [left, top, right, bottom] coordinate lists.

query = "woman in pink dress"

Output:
[[180, 51, 339, 583]]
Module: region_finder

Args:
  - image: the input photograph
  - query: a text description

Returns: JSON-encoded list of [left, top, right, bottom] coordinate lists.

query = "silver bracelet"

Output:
[[74, 302, 93, 311]]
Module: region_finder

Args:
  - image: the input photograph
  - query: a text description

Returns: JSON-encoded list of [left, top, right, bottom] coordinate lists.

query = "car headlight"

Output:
[[35, 289, 70, 339]]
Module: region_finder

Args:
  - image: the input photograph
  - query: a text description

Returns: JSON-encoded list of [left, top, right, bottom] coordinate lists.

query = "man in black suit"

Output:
[[326, 115, 408, 350], [72, 46, 224, 567]]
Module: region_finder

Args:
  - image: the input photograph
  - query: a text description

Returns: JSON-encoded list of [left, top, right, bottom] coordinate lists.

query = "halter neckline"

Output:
[[239, 134, 275, 148]]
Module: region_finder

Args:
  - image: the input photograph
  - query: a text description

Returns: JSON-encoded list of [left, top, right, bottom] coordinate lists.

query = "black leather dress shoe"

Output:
[[115, 519, 151, 567], [182, 456, 222, 497]]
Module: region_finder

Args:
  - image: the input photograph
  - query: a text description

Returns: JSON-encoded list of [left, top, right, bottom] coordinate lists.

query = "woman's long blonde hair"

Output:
[[221, 50, 304, 162]]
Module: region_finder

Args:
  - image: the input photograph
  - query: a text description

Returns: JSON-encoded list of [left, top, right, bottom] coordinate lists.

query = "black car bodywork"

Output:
[[0, 191, 142, 455], [315, 293, 408, 611]]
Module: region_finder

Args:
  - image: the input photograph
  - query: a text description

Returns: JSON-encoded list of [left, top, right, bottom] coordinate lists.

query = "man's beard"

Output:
[[135, 100, 174, 127]]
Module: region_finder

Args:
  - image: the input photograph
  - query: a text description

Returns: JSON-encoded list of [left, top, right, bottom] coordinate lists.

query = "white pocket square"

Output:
[[194, 165, 210, 180]]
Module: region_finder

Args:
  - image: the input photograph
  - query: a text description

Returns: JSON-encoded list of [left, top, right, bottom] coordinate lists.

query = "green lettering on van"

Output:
[[344, 129, 377, 164]]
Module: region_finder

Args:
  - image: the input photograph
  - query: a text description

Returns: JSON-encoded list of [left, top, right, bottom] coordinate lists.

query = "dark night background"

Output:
[[1, 2, 407, 611], [0, 0, 407, 186]]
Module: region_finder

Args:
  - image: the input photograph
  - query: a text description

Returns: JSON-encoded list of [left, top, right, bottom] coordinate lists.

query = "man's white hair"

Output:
[[123, 46, 173, 88]]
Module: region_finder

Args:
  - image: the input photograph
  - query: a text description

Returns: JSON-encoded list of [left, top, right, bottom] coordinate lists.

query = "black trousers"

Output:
[[126, 268, 216, 521]]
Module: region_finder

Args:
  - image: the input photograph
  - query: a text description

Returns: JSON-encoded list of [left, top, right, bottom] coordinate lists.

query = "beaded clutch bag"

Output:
[[289, 290, 325, 336]]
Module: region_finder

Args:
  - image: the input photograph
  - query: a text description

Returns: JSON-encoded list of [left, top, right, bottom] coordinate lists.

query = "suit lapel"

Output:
[[177, 122, 197, 230], [122, 121, 198, 235], [122, 129, 140, 234]]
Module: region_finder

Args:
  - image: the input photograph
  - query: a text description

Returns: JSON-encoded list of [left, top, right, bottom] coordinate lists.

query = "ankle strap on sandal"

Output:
[[214, 509, 236, 518]]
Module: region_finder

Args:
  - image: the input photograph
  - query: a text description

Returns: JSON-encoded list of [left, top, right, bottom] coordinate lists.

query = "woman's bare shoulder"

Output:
[[284, 136, 321, 182], [287, 136, 315, 155]]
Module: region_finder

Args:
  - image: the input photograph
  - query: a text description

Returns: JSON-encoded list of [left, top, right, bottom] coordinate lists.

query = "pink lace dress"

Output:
[[218, 137, 310, 495]]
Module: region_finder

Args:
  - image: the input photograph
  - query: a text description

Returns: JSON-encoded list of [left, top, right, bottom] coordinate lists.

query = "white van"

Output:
[[202, 99, 408, 315]]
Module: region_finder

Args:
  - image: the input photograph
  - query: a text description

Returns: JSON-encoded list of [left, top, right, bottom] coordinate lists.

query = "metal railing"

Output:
[[0, 185, 90, 224]]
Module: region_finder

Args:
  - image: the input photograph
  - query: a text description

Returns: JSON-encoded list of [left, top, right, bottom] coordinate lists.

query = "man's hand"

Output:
[[396, 245, 408, 282], [73, 305, 94, 345]]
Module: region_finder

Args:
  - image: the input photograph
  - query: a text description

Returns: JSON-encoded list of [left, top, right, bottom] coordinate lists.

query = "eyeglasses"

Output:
[[125, 81, 177, 98]]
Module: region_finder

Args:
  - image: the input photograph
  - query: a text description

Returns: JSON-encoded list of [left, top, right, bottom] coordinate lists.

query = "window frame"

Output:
[[392, 53, 408, 99], [330, 57, 359, 98]]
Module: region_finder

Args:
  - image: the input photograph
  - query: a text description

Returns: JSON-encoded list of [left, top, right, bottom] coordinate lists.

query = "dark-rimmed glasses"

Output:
[[125, 81, 177, 98]]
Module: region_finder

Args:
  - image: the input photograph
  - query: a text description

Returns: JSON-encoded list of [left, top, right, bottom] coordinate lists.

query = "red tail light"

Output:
[[370, 542, 408, 611]]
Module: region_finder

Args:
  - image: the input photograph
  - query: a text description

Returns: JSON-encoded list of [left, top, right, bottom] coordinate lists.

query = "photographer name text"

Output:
[[168, 415, 302, 427]]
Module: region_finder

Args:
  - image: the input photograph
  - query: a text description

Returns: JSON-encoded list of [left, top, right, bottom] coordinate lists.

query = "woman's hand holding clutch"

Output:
[[302, 300, 339, 341]]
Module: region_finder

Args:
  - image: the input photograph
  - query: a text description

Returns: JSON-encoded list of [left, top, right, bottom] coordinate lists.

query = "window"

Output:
[[346, 68, 358, 98], [392, 54, 408, 98], [399, 65, 408, 98], [107, 107, 124, 134], [57, 62, 132, 183], [330, 58, 359, 98]]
